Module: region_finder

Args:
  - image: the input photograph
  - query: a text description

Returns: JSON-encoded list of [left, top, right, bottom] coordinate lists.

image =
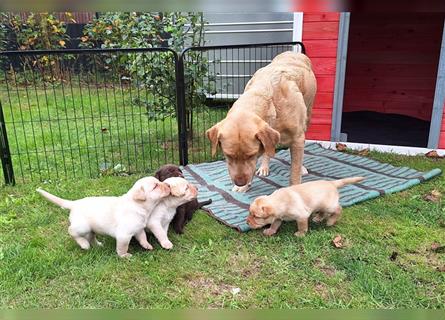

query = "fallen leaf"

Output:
[[389, 251, 398, 261], [425, 150, 443, 158], [358, 148, 370, 156], [431, 243, 445, 253], [59, 40, 66, 47], [101, 127, 108, 133], [332, 235, 343, 248], [423, 190, 442, 203], [231, 287, 241, 295], [336, 143, 347, 152]]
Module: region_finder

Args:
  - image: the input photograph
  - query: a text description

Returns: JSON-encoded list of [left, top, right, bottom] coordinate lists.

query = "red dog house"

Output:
[[301, 13, 445, 149]]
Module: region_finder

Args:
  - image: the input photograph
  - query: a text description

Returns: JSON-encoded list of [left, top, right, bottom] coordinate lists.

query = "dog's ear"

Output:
[[154, 170, 161, 181], [206, 123, 221, 157], [170, 184, 185, 197], [256, 124, 280, 157], [132, 186, 146, 202]]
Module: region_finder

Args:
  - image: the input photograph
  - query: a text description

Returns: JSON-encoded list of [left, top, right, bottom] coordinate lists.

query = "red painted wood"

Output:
[[343, 13, 443, 123], [315, 76, 335, 92], [302, 22, 339, 40], [303, 12, 340, 141], [303, 13, 340, 22], [304, 39, 338, 58], [311, 57, 337, 75], [313, 92, 335, 109], [439, 131, 445, 149]]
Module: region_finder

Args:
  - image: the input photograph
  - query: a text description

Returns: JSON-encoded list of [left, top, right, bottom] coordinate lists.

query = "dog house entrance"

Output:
[[340, 13, 444, 147]]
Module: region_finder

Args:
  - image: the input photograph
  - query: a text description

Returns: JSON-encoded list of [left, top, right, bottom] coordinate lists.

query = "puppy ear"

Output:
[[259, 205, 273, 217], [169, 185, 184, 197], [256, 124, 280, 157], [206, 123, 220, 157], [132, 186, 146, 202], [154, 171, 161, 181]]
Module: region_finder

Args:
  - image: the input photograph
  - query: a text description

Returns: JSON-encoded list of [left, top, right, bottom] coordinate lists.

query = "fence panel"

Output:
[[0, 48, 180, 183], [181, 42, 305, 164]]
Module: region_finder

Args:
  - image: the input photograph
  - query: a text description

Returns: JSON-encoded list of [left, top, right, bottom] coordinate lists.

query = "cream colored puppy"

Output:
[[37, 177, 170, 258], [247, 177, 365, 236], [146, 177, 198, 250]]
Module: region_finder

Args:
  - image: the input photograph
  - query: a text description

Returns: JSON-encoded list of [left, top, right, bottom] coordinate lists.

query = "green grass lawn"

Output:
[[0, 83, 226, 184], [0, 151, 444, 308]]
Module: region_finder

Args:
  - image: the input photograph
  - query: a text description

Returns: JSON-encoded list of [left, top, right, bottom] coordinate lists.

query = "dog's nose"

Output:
[[234, 175, 248, 186]]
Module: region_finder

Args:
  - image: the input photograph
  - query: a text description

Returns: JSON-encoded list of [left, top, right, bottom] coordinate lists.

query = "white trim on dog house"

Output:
[[428, 19, 445, 149]]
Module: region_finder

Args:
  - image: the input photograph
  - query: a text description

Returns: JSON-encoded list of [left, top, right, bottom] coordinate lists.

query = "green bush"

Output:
[[0, 12, 73, 82], [80, 12, 216, 120]]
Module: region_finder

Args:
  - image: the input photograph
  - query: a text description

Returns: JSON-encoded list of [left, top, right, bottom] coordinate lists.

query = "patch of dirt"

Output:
[[183, 274, 238, 307], [227, 251, 263, 278], [399, 244, 445, 272], [314, 258, 337, 277], [314, 282, 329, 299]]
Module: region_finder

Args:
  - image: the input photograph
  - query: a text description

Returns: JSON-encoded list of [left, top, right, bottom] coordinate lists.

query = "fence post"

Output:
[[175, 51, 189, 166], [0, 101, 15, 185]]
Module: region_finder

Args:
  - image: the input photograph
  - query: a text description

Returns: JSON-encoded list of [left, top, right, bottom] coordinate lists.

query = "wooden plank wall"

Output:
[[303, 12, 340, 141], [343, 13, 444, 122]]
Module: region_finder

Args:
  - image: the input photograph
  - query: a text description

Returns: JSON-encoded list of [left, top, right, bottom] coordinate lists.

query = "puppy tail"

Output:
[[36, 188, 73, 210], [197, 199, 212, 208], [332, 177, 365, 188]]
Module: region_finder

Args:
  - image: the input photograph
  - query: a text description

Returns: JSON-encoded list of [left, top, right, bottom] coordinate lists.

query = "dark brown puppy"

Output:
[[155, 164, 212, 234]]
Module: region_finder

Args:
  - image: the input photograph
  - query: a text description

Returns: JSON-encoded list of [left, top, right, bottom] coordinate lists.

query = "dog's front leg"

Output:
[[116, 235, 132, 258], [256, 155, 271, 176], [290, 134, 305, 185], [149, 223, 173, 249], [263, 219, 282, 236], [134, 230, 153, 250]]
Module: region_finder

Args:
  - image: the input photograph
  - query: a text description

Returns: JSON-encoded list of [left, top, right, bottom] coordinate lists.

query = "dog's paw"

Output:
[[301, 166, 308, 176], [232, 184, 251, 193], [256, 166, 270, 176], [263, 228, 277, 236], [119, 252, 133, 259], [161, 240, 173, 250], [141, 242, 154, 251], [294, 231, 307, 237]]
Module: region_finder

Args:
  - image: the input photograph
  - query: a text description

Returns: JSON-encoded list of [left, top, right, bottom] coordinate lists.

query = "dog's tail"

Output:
[[332, 177, 365, 188], [36, 188, 73, 210], [197, 199, 212, 209]]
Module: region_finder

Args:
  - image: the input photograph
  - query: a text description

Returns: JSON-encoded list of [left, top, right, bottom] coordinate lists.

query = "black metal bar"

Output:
[[0, 47, 177, 56], [176, 51, 188, 166], [0, 101, 15, 185], [182, 41, 306, 55]]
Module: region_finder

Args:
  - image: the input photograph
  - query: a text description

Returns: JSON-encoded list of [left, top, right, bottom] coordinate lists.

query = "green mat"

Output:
[[182, 143, 441, 232]]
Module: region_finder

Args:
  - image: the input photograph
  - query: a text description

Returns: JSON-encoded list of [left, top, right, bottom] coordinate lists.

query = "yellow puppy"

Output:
[[247, 177, 365, 237]]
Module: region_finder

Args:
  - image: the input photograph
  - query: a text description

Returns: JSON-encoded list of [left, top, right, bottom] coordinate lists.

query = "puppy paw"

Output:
[[232, 184, 251, 193], [256, 166, 270, 176], [301, 166, 308, 176], [95, 240, 104, 247], [263, 228, 277, 236], [294, 231, 307, 237], [119, 253, 133, 258], [161, 240, 173, 250], [141, 242, 154, 251]]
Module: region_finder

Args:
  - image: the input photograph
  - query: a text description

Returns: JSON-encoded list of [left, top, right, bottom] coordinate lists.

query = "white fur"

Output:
[[146, 177, 198, 249], [37, 176, 170, 258]]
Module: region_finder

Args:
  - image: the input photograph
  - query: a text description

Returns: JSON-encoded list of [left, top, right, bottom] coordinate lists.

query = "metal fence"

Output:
[[181, 42, 305, 163], [0, 41, 304, 185]]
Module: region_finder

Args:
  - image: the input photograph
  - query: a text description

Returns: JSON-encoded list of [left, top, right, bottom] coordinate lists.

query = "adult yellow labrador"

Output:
[[206, 51, 316, 192]]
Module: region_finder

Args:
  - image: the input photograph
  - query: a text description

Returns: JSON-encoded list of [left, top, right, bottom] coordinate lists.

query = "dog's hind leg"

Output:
[[326, 205, 342, 226], [87, 233, 103, 247], [68, 225, 91, 250], [256, 155, 271, 176]]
